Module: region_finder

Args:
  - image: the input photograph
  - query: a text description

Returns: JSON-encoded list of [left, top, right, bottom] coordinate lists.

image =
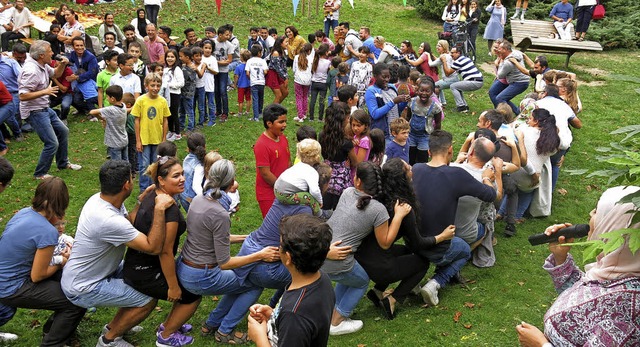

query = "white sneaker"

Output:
[[66, 163, 82, 171], [102, 324, 144, 336], [420, 279, 440, 306], [96, 335, 134, 347], [166, 131, 175, 141], [329, 318, 363, 336], [0, 332, 18, 342]]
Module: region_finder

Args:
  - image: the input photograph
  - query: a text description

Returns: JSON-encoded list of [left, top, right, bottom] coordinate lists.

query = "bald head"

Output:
[[471, 137, 495, 164]]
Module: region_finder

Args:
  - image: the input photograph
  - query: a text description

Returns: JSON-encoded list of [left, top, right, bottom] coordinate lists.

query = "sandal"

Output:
[[578, 37, 584, 41], [366, 289, 382, 308], [200, 322, 219, 337], [380, 296, 396, 320], [214, 330, 250, 344]]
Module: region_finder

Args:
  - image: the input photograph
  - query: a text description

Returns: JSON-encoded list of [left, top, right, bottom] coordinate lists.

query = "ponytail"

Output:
[[297, 43, 312, 70], [187, 132, 207, 163], [312, 43, 329, 74], [532, 109, 561, 155]]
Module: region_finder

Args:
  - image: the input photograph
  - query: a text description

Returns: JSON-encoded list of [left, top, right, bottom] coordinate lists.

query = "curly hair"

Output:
[[319, 102, 349, 160], [296, 139, 322, 166], [355, 161, 383, 210], [280, 214, 332, 274], [381, 158, 418, 213]]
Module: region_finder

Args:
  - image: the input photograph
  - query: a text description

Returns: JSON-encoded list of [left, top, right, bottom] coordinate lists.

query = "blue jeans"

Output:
[[108, 146, 128, 161], [28, 108, 70, 177], [50, 92, 73, 120], [327, 261, 369, 318], [205, 91, 215, 124], [426, 237, 470, 288], [443, 22, 455, 33], [214, 73, 229, 115], [324, 19, 339, 37], [194, 87, 206, 126], [72, 92, 97, 115], [488, 80, 529, 115], [550, 149, 567, 191], [176, 258, 262, 334], [179, 96, 195, 131], [250, 85, 264, 120], [137, 144, 157, 192], [0, 96, 20, 150]]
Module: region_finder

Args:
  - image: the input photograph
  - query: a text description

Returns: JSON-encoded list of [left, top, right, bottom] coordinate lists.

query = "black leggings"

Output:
[[409, 146, 429, 165], [169, 93, 181, 134]]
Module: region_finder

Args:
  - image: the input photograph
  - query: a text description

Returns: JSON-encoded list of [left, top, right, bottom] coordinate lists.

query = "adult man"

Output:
[[66, 36, 99, 116], [0, 46, 24, 140], [144, 23, 166, 64], [339, 22, 362, 64], [443, 47, 484, 113], [158, 25, 178, 51], [61, 160, 174, 347], [0, 0, 32, 52], [509, 54, 551, 92], [19, 40, 81, 179], [180, 27, 201, 48], [323, 0, 341, 37], [550, 0, 574, 40], [122, 24, 150, 65], [412, 130, 497, 306], [359, 26, 379, 60], [488, 41, 529, 115]]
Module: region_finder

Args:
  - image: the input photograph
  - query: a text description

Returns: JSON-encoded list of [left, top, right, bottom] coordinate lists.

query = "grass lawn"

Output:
[[0, 0, 638, 345]]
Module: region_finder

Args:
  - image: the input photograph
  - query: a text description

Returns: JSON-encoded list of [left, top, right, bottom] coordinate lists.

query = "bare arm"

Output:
[[257, 166, 277, 187], [31, 246, 61, 283], [374, 202, 412, 250], [219, 246, 280, 270], [158, 221, 181, 301]]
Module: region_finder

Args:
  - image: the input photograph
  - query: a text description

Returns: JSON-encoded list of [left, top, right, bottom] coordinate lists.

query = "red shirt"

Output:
[[253, 133, 290, 201], [0, 81, 11, 106]]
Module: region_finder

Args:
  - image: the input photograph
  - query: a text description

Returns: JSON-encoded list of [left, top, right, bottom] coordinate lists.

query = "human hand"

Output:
[[249, 304, 273, 323], [482, 167, 495, 182], [247, 314, 268, 344], [327, 240, 352, 260], [545, 223, 573, 264], [438, 225, 456, 242], [167, 286, 182, 302], [59, 85, 68, 93], [530, 172, 540, 187], [455, 152, 468, 163], [516, 321, 549, 347], [136, 142, 143, 152], [259, 246, 281, 262], [44, 81, 59, 97], [492, 157, 504, 175], [66, 74, 78, 82], [138, 184, 155, 203], [154, 192, 176, 210], [393, 200, 412, 218]]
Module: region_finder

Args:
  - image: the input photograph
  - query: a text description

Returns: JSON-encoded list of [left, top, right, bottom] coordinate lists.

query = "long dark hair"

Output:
[[355, 161, 383, 210], [272, 35, 285, 57], [532, 108, 560, 155], [187, 132, 206, 164], [311, 43, 330, 74], [382, 158, 418, 215], [135, 8, 147, 37], [165, 49, 180, 72], [319, 102, 350, 160]]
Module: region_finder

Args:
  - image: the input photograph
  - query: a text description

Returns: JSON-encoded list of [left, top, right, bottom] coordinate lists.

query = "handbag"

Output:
[[592, 1, 605, 20]]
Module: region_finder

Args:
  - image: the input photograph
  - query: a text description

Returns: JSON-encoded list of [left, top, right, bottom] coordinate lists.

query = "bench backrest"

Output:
[[510, 19, 575, 46]]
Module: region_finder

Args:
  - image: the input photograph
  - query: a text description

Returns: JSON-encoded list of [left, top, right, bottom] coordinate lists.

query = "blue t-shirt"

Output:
[[386, 140, 409, 163], [235, 63, 251, 88], [550, 2, 573, 21], [0, 208, 58, 297]]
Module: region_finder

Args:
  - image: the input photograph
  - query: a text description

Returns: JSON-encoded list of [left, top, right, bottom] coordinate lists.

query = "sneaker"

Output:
[[157, 323, 193, 334], [34, 174, 53, 180], [102, 324, 144, 336], [420, 279, 440, 306], [156, 331, 194, 347], [89, 117, 99, 122], [456, 106, 469, 113], [220, 114, 228, 122], [65, 163, 82, 171], [166, 131, 175, 141], [96, 335, 134, 347], [62, 119, 68, 126], [21, 123, 33, 133], [174, 134, 182, 141], [329, 318, 363, 336], [207, 119, 216, 126], [504, 223, 517, 237], [0, 332, 18, 342]]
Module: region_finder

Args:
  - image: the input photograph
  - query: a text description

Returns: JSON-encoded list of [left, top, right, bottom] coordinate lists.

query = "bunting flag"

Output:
[[130, 0, 135, 5], [292, 0, 300, 15], [403, 0, 406, 6], [216, 0, 222, 14], [185, 0, 191, 11], [348, 0, 354, 8]]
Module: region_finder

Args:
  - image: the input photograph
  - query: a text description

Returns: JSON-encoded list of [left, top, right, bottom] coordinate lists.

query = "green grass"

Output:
[[1, 0, 639, 345]]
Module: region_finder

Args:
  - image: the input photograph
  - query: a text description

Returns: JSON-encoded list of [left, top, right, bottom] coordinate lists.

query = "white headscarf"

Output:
[[585, 186, 640, 281]]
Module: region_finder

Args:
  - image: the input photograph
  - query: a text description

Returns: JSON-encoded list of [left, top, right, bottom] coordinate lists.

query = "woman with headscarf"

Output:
[[130, 8, 150, 39], [516, 185, 640, 346]]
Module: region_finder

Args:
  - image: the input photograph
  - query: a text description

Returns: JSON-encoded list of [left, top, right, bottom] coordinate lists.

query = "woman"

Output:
[[130, 8, 150, 39], [442, 0, 461, 33], [430, 40, 458, 106], [574, 0, 597, 41], [123, 157, 200, 346], [54, 3, 68, 27], [98, 13, 125, 46], [467, 0, 481, 51], [517, 186, 640, 346], [283, 26, 306, 67], [483, 0, 507, 55], [266, 36, 289, 104], [57, 8, 84, 53], [397, 40, 417, 64], [356, 159, 452, 320], [557, 77, 582, 114], [500, 108, 560, 221], [177, 159, 279, 344], [374, 36, 400, 65], [405, 41, 439, 82], [0, 178, 86, 346], [321, 161, 411, 335]]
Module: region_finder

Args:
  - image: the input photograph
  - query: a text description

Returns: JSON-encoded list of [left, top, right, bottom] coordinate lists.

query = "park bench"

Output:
[[510, 19, 602, 68]]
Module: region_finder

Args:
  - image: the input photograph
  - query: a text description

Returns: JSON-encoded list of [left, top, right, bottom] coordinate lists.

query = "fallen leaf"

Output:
[[155, 306, 163, 312], [558, 188, 568, 196], [464, 324, 472, 329], [30, 319, 41, 329], [453, 311, 462, 323], [518, 281, 525, 286], [441, 332, 450, 336], [357, 344, 366, 347], [92, 148, 98, 152], [463, 302, 475, 309], [212, 296, 219, 301]]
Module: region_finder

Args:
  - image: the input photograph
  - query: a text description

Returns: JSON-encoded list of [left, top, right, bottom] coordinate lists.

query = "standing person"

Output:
[[246, 44, 268, 122], [98, 13, 125, 46], [348, 46, 373, 106], [144, 0, 162, 25], [442, 0, 461, 33], [483, 0, 506, 55], [19, 40, 81, 179], [131, 8, 150, 39], [254, 103, 291, 217], [283, 26, 306, 67], [247, 214, 335, 347], [233, 49, 252, 119], [214, 26, 233, 122], [200, 40, 218, 126], [323, 0, 341, 37], [161, 49, 184, 141], [550, 0, 574, 40], [406, 77, 443, 165], [109, 53, 142, 100], [443, 47, 484, 113], [364, 63, 409, 139], [89, 85, 129, 161], [61, 160, 175, 347], [0, 177, 86, 347], [431, 40, 458, 107], [511, 0, 529, 20], [57, 8, 84, 54], [266, 36, 289, 104], [0, 0, 33, 52], [467, 0, 481, 51], [308, 43, 331, 122], [191, 46, 207, 127], [292, 43, 313, 122], [66, 36, 99, 117], [178, 47, 197, 132], [574, 0, 596, 41], [349, 110, 372, 178]]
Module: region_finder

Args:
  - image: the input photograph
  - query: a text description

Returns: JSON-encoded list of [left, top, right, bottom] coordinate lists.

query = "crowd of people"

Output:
[[0, 1, 637, 346]]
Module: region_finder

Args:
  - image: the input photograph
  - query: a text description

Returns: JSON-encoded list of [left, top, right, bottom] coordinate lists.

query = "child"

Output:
[[386, 118, 410, 163], [247, 214, 334, 347], [409, 70, 421, 91], [192, 46, 207, 128], [349, 110, 371, 180], [49, 219, 74, 267], [109, 53, 142, 99], [369, 128, 387, 166], [132, 73, 171, 192], [247, 26, 267, 54], [90, 85, 129, 161], [274, 139, 324, 216], [44, 24, 63, 56], [234, 49, 252, 118], [348, 46, 372, 106], [246, 44, 268, 121], [337, 84, 358, 115], [157, 140, 178, 158], [97, 50, 119, 108], [122, 92, 138, 176], [254, 103, 291, 217], [214, 25, 234, 122], [335, 62, 350, 93], [162, 49, 184, 141], [395, 65, 415, 97], [293, 43, 313, 122], [127, 42, 147, 93], [179, 47, 197, 132], [179, 132, 206, 211], [406, 77, 443, 165], [296, 125, 317, 142], [327, 56, 342, 106], [309, 44, 331, 122], [102, 32, 124, 55], [201, 40, 219, 126]]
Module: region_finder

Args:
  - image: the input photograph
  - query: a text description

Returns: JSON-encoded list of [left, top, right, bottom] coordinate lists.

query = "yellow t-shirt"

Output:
[[131, 94, 170, 145]]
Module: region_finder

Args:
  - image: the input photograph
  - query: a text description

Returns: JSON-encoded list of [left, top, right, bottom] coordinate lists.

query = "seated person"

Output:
[[549, 0, 574, 40]]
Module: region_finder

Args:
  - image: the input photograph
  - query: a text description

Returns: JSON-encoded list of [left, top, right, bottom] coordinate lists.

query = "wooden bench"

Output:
[[510, 19, 602, 68], [19, 37, 34, 46]]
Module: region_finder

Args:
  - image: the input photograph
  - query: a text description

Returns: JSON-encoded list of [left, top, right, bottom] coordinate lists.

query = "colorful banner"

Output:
[[348, 0, 354, 8], [185, 0, 191, 11], [292, 0, 300, 15], [216, 0, 222, 14]]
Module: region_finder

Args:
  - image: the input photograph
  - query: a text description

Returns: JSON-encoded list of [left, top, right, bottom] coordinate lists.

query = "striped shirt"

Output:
[[451, 56, 483, 81]]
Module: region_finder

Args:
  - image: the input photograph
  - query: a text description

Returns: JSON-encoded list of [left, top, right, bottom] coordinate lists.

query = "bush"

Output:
[[411, 0, 639, 49]]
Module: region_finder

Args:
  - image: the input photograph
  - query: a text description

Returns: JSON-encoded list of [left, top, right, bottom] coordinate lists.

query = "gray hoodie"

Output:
[[498, 50, 530, 84]]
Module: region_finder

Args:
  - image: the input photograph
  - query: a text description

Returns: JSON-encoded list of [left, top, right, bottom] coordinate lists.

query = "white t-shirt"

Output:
[[245, 56, 268, 86], [201, 55, 218, 92], [109, 72, 142, 95], [214, 39, 233, 73], [195, 62, 205, 88]]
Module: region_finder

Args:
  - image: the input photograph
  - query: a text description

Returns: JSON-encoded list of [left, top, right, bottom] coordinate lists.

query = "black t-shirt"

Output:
[[271, 273, 335, 347], [123, 191, 186, 280]]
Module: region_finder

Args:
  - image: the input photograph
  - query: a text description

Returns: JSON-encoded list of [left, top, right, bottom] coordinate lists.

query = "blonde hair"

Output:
[[203, 151, 223, 179], [437, 40, 450, 53], [240, 48, 251, 62], [496, 102, 516, 124], [557, 78, 580, 114], [296, 139, 322, 165], [144, 72, 162, 85]]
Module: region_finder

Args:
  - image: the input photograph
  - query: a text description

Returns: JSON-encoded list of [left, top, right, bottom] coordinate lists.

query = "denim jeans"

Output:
[[227, 61, 240, 86], [108, 146, 128, 161], [28, 108, 70, 177], [176, 258, 262, 334], [0, 97, 19, 150], [205, 91, 215, 124], [488, 80, 529, 115], [137, 144, 157, 192], [309, 81, 328, 120], [50, 93, 73, 120], [327, 261, 369, 318], [214, 72, 229, 115], [194, 87, 206, 126], [435, 73, 459, 105], [426, 237, 470, 288], [179, 96, 195, 131], [324, 19, 339, 37], [516, 189, 535, 219], [72, 92, 97, 115], [145, 4, 160, 24], [550, 149, 567, 191], [250, 85, 265, 120], [443, 22, 455, 33]]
